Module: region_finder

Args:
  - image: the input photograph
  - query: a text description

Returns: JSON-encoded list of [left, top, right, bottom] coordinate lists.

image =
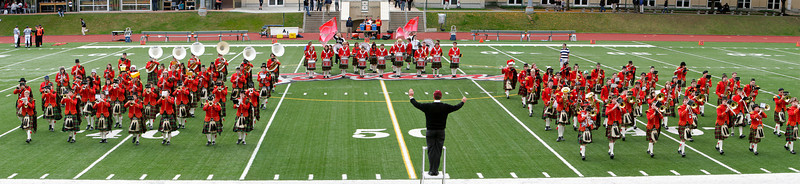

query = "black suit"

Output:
[[410, 98, 463, 173]]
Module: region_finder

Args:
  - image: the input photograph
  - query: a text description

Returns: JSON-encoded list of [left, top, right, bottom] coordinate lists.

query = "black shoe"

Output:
[[212, 141, 216, 145], [582, 156, 586, 160], [749, 148, 754, 152], [720, 150, 724, 155], [622, 137, 626, 141], [792, 151, 796, 154], [237, 139, 242, 145], [740, 135, 746, 139], [191, 114, 196, 118], [452, 75, 457, 78], [689, 138, 694, 142], [701, 113, 705, 117], [207, 141, 211, 146], [681, 152, 686, 157], [633, 126, 638, 129], [529, 112, 533, 117], [786, 145, 790, 150], [135, 141, 140, 145], [545, 126, 551, 131], [67, 137, 71, 142], [573, 126, 578, 131], [100, 139, 105, 143], [405, 68, 409, 70], [430, 171, 439, 176], [162, 140, 166, 144], [166, 141, 170, 145], [610, 154, 614, 159], [70, 138, 76, 143], [777, 133, 782, 137], [754, 151, 758, 155], [132, 138, 136, 144], [242, 141, 246, 145], [416, 75, 421, 77], [26, 139, 31, 143], [556, 137, 563, 142]]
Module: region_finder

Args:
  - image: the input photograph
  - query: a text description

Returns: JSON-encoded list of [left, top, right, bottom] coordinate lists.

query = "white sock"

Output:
[[680, 141, 685, 152], [528, 104, 533, 114], [167, 133, 172, 142], [546, 119, 551, 127], [212, 135, 217, 142], [452, 69, 456, 75], [700, 105, 704, 114], [163, 133, 167, 140], [662, 117, 668, 127], [521, 97, 526, 105], [505, 91, 509, 97], [190, 108, 195, 114], [242, 133, 246, 142], [50, 120, 55, 127], [754, 144, 758, 152], [791, 142, 794, 152], [776, 124, 781, 132], [739, 127, 744, 135], [26, 130, 31, 139], [580, 145, 586, 156], [207, 134, 212, 142], [648, 142, 653, 152], [573, 117, 578, 127], [609, 142, 615, 154], [558, 125, 564, 137], [621, 126, 627, 138]]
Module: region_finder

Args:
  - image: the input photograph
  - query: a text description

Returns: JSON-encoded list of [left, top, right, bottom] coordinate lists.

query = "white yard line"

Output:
[[760, 168, 771, 173], [701, 170, 711, 175], [39, 173, 49, 179], [0, 115, 42, 139], [72, 135, 133, 179], [206, 174, 213, 180], [6, 173, 17, 179], [139, 174, 147, 180], [635, 119, 741, 174], [375, 174, 381, 180], [510, 172, 518, 179], [1, 47, 133, 94], [542, 172, 550, 178], [173, 174, 181, 180], [308, 174, 314, 180], [789, 167, 799, 173], [0, 42, 95, 70], [639, 170, 649, 176], [714, 48, 800, 66], [106, 174, 115, 180], [670, 170, 681, 176], [607, 171, 617, 177], [656, 46, 800, 81], [476, 173, 484, 179], [274, 174, 280, 180], [342, 174, 347, 180], [769, 49, 800, 56], [443, 56, 584, 177], [238, 55, 305, 180]]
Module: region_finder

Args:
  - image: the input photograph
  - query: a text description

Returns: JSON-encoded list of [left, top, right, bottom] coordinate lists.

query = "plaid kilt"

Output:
[[526, 92, 536, 105], [786, 125, 798, 142], [369, 56, 378, 65], [21, 115, 37, 133], [646, 127, 660, 142], [219, 101, 227, 117], [112, 100, 126, 115], [578, 130, 592, 145], [622, 113, 635, 127], [43, 105, 63, 120], [62, 114, 81, 132], [431, 61, 442, 69], [95, 115, 113, 131], [158, 114, 178, 132], [189, 91, 199, 108], [203, 119, 224, 134], [714, 124, 728, 140], [556, 111, 570, 125], [518, 87, 528, 96], [541, 106, 556, 120], [749, 128, 762, 143], [678, 125, 690, 141], [144, 105, 158, 120], [128, 117, 147, 134], [81, 101, 95, 117], [775, 111, 786, 125], [147, 72, 158, 85], [176, 104, 190, 118], [504, 79, 515, 90], [606, 122, 621, 141], [232, 116, 254, 132], [449, 62, 459, 69], [405, 54, 413, 63]]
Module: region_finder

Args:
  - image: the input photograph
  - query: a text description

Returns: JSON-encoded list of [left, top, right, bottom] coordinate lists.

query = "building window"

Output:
[[79, 0, 109, 11], [121, 0, 152, 11], [574, 0, 587, 5], [767, 0, 780, 9], [269, 0, 284, 6], [707, 0, 719, 7], [737, 0, 750, 8], [509, 0, 523, 5], [676, 0, 690, 7], [645, 0, 655, 6]]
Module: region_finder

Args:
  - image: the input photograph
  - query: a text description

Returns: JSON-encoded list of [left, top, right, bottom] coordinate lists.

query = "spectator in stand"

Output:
[[259, 0, 263, 10], [58, 7, 64, 17], [317, 0, 323, 11], [394, 0, 398, 8], [399, 0, 405, 11], [662, 0, 668, 13], [10, 1, 16, 14], [309, 0, 314, 12], [325, 0, 331, 13], [612, 0, 618, 12], [215, 0, 222, 10], [335, 0, 339, 11], [303, 0, 310, 16], [376, 17, 382, 34], [721, 3, 730, 14], [633, 0, 639, 13], [346, 17, 353, 34], [638, 0, 644, 14], [443, 0, 449, 9], [600, 0, 605, 12], [407, 0, 413, 11]]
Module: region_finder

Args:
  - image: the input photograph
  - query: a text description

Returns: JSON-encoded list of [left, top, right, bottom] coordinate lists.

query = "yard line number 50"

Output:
[[353, 128, 428, 139]]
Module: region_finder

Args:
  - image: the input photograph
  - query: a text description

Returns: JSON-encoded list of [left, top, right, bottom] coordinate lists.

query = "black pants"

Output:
[[426, 129, 445, 172], [15, 37, 20, 47], [35, 36, 42, 47], [215, 3, 222, 10]]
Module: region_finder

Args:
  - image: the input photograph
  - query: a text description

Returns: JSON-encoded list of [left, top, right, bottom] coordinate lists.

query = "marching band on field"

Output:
[[501, 44, 797, 160], [13, 41, 279, 146]]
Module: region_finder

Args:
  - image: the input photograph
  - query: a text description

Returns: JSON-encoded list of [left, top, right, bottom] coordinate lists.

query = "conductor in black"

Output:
[[409, 88, 466, 176]]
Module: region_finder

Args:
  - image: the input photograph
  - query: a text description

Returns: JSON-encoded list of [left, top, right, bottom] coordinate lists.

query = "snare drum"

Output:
[[307, 60, 317, 70]]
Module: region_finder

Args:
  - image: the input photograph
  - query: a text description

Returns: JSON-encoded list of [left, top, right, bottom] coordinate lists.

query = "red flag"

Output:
[[394, 26, 406, 40], [319, 17, 338, 43], [403, 17, 419, 33]]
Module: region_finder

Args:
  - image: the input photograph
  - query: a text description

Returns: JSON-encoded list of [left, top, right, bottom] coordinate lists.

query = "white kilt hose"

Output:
[[578, 130, 592, 144], [62, 114, 81, 132], [158, 114, 177, 133], [43, 105, 63, 120], [203, 120, 223, 134], [128, 117, 147, 134], [340, 57, 350, 69], [232, 116, 253, 132], [95, 115, 113, 131], [21, 115, 37, 132]]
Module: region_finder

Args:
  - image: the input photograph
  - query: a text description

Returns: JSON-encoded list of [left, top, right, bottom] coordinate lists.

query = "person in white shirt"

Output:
[[13, 26, 20, 48], [23, 26, 31, 48]]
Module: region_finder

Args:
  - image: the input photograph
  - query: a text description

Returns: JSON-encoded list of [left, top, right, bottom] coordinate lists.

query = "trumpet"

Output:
[[764, 104, 771, 111], [695, 95, 705, 104], [627, 96, 637, 104], [589, 109, 598, 117], [729, 101, 739, 110], [689, 101, 699, 109], [655, 93, 665, 102], [658, 105, 668, 114]]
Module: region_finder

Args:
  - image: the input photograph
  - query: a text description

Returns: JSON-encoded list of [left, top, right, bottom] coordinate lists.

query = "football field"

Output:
[[1, 40, 800, 181]]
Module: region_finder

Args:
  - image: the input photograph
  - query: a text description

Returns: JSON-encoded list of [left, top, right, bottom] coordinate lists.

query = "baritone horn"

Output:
[[272, 43, 285, 57], [655, 93, 665, 102]]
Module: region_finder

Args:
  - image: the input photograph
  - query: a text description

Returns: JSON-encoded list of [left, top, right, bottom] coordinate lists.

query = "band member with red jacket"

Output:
[[774, 88, 789, 136], [215, 53, 229, 79], [715, 98, 733, 155], [143, 84, 159, 130], [646, 100, 664, 157], [356, 45, 369, 78], [157, 91, 177, 145], [743, 79, 760, 102], [118, 53, 131, 73], [523, 70, 538, 117], [145, 58, 160, 85], [267, 54, 281, 86], [390, 39, 405, 76], [732, 88, 748, 138], [212, 82, 229, 120], [605, 95, 623, 159], [429, 41, 443, 77], [674, 62, 687, 90], [42, 86, 61, 132], [185, 73, 199, 117], [79, 80, 97, 130], [125, 95, 145, 145], [413, 45, 426, 77], [230, 67, 246, 101], [369, 42, 379, 72], [577, 106, 595, 160], [502, 60, 517, 99], [677, 97, 699, 157], [338, 42, 352, 77], [304, 44, 318, 77], [518, 65, 529, 106], [257, 63, 272, 109], [62, 91, 81, 143], [203, 94, 223, 146], [233, 93, 253, 145], [93, 94, 112, 143], [716, 74, 729, 105], [555, 88, 572, 142], [749, 105, 768, 155], [173, 83, 191, 129], [109, 80, 127, 129], [404, 39, 414, 70], [320, 45, 334, 78], [542, 81, 555, 131], [18, 91, 36, 143], [785, 99, 799, 154], [14, 78, 33, 124], [71, 59, 86, 80]]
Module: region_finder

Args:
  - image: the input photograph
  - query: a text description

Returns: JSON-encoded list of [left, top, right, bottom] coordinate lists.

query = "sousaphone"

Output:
[[243, 46, 257, 61], [173, 46, 187, 61], [272, 43, 285, 57], [147, 46, 162, 73], [190, 42, 205, 56], [216, 41, 230, 55]]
